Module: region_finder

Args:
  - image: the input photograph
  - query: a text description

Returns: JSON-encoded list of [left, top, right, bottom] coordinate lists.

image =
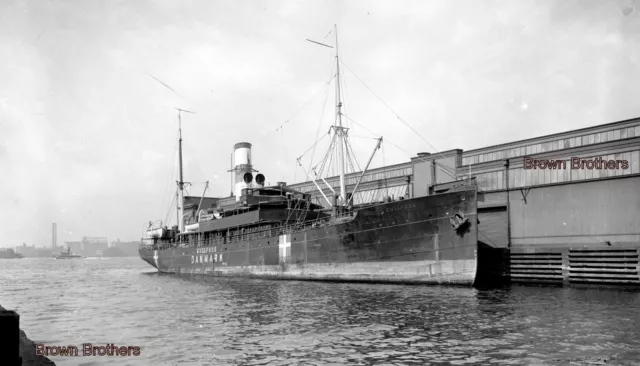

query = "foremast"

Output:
[[175, 108, 195, 233]]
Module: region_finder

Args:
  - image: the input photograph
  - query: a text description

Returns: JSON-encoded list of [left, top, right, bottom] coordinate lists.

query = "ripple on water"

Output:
[[2, 258, 640, 365]]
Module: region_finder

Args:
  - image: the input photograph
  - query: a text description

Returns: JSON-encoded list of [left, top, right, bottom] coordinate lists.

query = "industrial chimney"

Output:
[[52, 223, 57, 250]]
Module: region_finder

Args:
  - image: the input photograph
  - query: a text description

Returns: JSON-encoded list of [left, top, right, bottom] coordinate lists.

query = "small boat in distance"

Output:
[[54, 246, 84, 259]]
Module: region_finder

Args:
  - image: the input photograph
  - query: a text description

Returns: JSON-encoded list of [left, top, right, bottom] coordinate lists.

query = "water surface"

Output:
[[1, 257, 639, 365]]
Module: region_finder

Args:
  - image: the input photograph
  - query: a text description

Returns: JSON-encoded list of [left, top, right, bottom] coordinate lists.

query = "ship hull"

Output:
[[140, 190, 478, 286]]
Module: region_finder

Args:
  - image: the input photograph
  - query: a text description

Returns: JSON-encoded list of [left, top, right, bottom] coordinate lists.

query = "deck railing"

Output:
[[139, 210, 358, 251]]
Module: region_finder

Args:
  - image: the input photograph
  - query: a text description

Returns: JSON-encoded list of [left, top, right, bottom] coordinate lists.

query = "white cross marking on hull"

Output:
[[153, 250, 159, 269]]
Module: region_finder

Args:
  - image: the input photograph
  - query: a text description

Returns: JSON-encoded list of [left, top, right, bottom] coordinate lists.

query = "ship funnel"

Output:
[[234, 142, 252, 168], [233, 142, 265, 200]]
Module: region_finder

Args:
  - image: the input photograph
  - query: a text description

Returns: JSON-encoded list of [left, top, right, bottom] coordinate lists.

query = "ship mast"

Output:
[[175, 108, 195, 233], [334, 24, 347, 206], [305, 24, 356, 207]]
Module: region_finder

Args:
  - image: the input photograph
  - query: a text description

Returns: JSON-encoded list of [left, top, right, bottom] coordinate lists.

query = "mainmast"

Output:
[[334, 24, 347, 206], [175, 108, 195, 233], [305, 24, 358, 207]]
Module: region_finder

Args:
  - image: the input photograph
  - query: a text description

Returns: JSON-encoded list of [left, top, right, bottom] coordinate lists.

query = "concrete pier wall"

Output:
[[0, 305, 55, 366]]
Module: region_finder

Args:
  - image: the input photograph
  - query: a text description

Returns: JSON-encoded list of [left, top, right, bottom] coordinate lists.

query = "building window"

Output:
[[556, 165, 565, 183], [632, 150, 640, 174], [513, 168, 521, 188], [585, 163, 594, 180]]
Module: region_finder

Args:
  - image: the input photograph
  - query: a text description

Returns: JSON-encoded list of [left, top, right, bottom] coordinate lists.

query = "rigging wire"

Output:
[[340, 113, 458, 179], [345, 136, 362, 172], [293, 158, 297, 184], [164, 189, 177, 227], [382, 138, 459, 179], [299, 128, 330, 159], [257, 73, 335, 143], [344, 142, 356, 175], [342, 114, 380, 138], [340, 56, 350, 129], [382, 142, 389, 197], [350, 135, 379, 140], [160, 130, 180, 224], [339, 59, 458, 177], [192, 160, 208, 187], [308, 55, 336, 173], [316, 131, 336, 178]]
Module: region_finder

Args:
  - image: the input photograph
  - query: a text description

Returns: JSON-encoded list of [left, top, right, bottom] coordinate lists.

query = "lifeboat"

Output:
[[184, 223, 199, 232], [145, 228, 165, 239]]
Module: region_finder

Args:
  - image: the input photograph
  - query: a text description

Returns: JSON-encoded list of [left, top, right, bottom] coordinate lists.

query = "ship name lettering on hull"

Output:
[[196, 247, 217, 254], [191, 253, 223, 264], [385, 203, 417, 213]]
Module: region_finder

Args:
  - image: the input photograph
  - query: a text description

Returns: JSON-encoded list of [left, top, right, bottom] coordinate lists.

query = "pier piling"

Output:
[[0, 309, 21, 366]]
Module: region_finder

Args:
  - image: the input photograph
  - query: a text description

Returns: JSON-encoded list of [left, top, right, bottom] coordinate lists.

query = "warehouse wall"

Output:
[[509, 175, 640, 248], [478, 191, 509, 249]]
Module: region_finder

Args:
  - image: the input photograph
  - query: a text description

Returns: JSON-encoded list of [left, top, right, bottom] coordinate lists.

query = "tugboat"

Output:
[[139, 26, 479, 286], [54, 245, 84, 259]]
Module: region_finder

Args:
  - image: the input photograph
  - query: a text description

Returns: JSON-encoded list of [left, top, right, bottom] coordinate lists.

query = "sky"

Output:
[[1, 0, 639, 247]]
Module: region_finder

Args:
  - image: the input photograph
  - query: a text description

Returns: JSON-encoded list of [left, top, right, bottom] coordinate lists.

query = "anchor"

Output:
[[450, 212, 471, 233]]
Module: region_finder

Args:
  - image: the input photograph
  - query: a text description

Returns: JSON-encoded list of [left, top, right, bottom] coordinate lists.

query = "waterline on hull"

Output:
[[144, 259, 477, 286]]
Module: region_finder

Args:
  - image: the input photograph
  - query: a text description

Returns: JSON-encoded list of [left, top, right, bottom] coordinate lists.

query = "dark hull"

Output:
[[140, 190, 478, 285]]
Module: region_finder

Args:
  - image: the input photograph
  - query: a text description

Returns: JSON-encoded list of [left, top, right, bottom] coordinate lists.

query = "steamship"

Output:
[[139, 27, 480, 285]]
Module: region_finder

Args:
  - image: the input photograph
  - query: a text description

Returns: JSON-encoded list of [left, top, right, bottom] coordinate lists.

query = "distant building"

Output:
[[109, 239, 140, 257], [15, 243, 38, 257], [62, 237, 108, 257], [81, 236, 108, 257]]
